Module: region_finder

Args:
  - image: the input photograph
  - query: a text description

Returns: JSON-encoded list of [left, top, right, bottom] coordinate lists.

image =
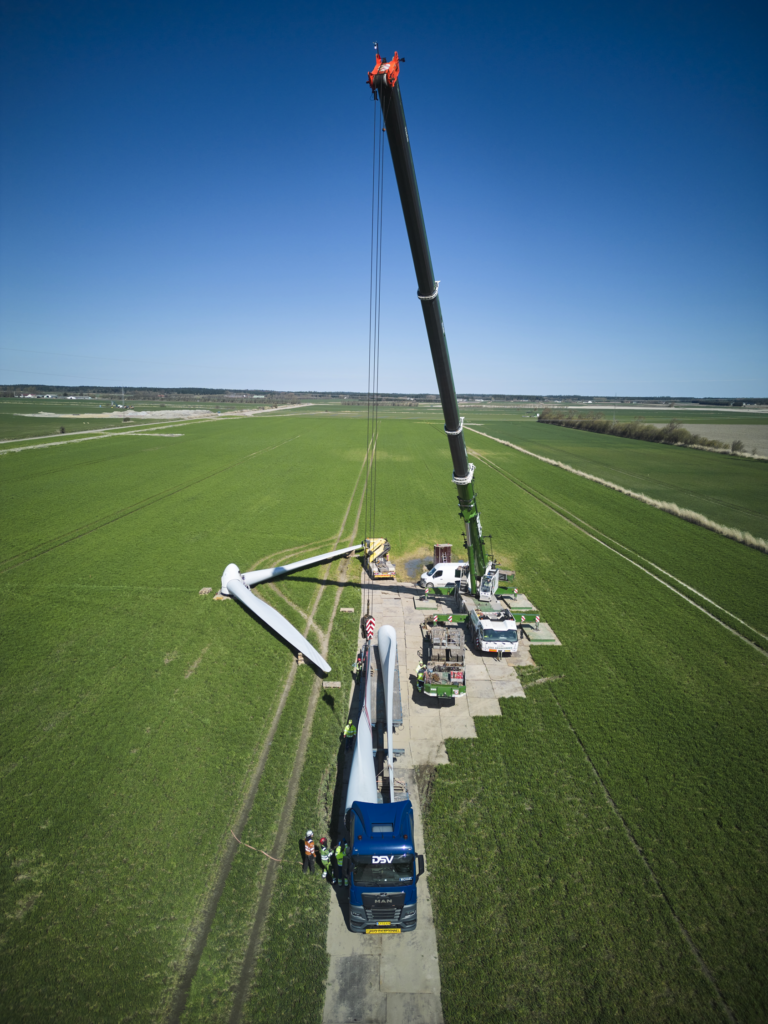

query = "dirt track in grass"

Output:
[[166, 453, 367, 1024]]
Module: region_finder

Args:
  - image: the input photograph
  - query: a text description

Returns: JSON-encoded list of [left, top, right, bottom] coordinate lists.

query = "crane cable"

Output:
[[364, 86, 386, 614]]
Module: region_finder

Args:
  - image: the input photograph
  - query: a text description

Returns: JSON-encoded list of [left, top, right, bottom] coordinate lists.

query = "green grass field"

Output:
[[0, 416, 367, 1022], [1, 412, 766, 1023], [466, 418, 768, 540]]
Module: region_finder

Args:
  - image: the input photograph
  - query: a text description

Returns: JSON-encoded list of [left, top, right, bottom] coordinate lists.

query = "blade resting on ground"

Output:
[[225, 576, 331, 675]]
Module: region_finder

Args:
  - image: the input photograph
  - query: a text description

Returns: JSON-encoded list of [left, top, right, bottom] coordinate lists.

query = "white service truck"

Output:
[[464, 597, 519, 655]]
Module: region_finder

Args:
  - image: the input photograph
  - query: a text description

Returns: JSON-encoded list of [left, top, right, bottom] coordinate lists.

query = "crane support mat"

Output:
[[413, 596, 438, 610], [521, 622, 561, 645], [501, 593, 539, 614], [372, 642, 404, 728]]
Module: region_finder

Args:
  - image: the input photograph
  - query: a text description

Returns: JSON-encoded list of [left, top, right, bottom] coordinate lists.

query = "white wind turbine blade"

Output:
[[346, 639, 378, 811], [378, 625, 397, 804], [240, 544, 362, 588], [223, 570, 331, 674]]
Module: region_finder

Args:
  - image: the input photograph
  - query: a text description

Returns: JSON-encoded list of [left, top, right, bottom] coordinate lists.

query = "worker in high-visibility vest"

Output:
[[333, 839, 346, 885], [303, 830, 316, 875], [416, 660, 426, 693], [343, 719, 357, 750], [319, 837, 332, 879]]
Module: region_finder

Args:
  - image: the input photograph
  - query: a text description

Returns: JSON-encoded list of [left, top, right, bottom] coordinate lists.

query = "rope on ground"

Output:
[[230, 830, 282, 862]]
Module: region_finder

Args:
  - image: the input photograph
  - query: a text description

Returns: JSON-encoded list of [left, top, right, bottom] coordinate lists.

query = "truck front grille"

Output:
[[367, 906, 402, 921]]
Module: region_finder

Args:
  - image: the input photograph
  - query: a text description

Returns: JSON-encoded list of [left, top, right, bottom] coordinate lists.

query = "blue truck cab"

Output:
[[346, 799, 423, 933]]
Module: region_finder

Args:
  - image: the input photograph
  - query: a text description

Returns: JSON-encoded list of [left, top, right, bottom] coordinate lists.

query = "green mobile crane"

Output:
[[368, 50, 514, 602]]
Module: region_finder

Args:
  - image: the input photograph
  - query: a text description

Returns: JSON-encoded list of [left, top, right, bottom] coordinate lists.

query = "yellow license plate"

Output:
[[366, 927, 401, 934]]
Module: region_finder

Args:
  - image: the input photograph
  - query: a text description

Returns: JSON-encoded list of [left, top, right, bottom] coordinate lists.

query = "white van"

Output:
[[420, 562, 469, 589]]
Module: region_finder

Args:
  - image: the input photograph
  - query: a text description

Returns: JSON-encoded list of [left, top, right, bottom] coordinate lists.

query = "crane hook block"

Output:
[[368, 52, 401, 90]]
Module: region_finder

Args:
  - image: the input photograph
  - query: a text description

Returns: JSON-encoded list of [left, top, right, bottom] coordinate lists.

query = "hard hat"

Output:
[[306, 830, 313, 838], [320, 837, 326, 844]]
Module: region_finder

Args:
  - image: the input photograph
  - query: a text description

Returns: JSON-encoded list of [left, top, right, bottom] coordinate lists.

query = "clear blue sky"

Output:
[[1, 0, 766, 397]]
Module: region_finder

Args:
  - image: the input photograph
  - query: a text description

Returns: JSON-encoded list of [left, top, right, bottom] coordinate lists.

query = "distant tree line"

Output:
[[538, 409, 747, 453]]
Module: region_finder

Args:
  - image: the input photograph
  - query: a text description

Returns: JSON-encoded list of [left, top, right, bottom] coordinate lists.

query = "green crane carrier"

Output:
[[368, 50, 514, 602]]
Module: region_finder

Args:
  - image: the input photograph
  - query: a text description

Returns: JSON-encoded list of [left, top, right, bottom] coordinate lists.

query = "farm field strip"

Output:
[[419, 426, 767, 1020], [0, 416, 374, 1022], [471, 449, 768, 656], [525, 435, 768, 526], [0, 435, 300, 573], [468, 427, 768, 551], [227, 460, 368, 1023], [550, 688, 737, 1023], [228, 546, 361, 1024], [0, 424, 195, 452], [466, 423, 768, 540], [470, 446, 768, 644], [168, 452, 368, 1023]]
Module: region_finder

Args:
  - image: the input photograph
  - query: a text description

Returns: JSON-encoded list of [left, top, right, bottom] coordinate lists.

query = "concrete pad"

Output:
[[493, 678, 526, 699], [324, 955, 388, 1023], [438, 696, 470, 718], [486, 660, 517, 680], [408, 698, 437, 719], [407, 711, 443, 740], [439, 715, 477, 740], [463, 664, 492, 681], [466, 696, 502, 717], [380, 931, 441, 994], [384, 994, 444, 1024], [508, 646, 536, 667], [409, 739, 449, 765], [327, 905, 383, 956], [404, 629, 424, 644], [465, 676, 496, 699]]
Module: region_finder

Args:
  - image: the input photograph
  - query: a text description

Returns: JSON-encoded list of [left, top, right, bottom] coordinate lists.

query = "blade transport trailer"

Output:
[[346, 626, 424, 933]]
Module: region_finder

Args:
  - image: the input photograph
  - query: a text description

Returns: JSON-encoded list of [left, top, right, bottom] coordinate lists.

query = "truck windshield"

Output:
[[352, 857, 414, 886], [481, 627, 518, 642]]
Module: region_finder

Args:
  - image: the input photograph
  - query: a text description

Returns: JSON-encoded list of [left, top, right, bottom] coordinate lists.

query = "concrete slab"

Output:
[[486, 660, 517, 680], [379, 931, 441, 994], [466, 697, 502, 717], [493, 678, 525, 699], [327, 899, 383, 956], [384, 994, 444, 1024], [439, 715, 477, 740], [409, 739, 449, 765], [463, 665, 492, 682], [465, 676, 496, 699], [508, 646, 536, 667], [324, 955, 387, 1023]]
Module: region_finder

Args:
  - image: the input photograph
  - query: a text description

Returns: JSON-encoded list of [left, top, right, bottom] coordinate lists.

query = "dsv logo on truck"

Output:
[[372, 855, 394, 864]]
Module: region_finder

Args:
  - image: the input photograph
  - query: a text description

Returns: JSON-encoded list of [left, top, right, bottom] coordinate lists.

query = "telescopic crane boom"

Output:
[[368, 51, 491, 597]]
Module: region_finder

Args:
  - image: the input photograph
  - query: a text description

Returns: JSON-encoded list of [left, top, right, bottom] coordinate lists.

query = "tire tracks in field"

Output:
[[227, 467, 367, 1024], [550, 689, 739, 1024], [0, 437, 300, 576], [471, 448, 768, 645], [165, 451, 368, 1024], [470, 449, 768, 659]]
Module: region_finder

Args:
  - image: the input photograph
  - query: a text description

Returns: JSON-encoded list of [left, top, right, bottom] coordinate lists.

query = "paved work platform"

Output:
[[323, 579, 533, 1024]]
